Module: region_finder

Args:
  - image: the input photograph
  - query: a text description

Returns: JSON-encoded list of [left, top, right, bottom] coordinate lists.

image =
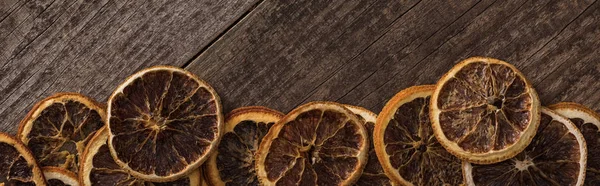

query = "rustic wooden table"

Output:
[[1, 0, 598, 134]]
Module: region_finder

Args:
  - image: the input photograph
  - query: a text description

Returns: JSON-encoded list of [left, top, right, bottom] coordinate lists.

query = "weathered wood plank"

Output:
[[0, 0, 26, 34], [2, 0, 599, 135], [0, 0, 20, 19], [186, 0, 599, 116], [305, 0, 499, 104], [187, 0, 457, 112], [0, 0, 58, 63], [0, 0, 260, 134], [531, 1, 600, 111], [351, 0, 596, 110]]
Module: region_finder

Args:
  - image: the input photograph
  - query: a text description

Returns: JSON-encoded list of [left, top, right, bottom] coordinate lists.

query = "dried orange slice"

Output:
[[255, 102, 369, 186], [107, 66, 223, 181], [374, 85, 463, 185], [204, 106, 284, 185], [42, 167, 80, 186], [431, 57, 541, 164], [0, 132, 46, 185], [17, 93, 105, 172], [550, 102, 600, 185], [344, 105, 392, 186], [463, 107, 587, 186], [79, 127, 201, 186]]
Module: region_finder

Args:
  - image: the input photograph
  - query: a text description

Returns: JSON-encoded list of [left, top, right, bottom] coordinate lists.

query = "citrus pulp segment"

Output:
[[430, 57, 541, 164], [550, 102, 600, 185], [0, 132, 46, 185], [107, 66, 223, 181], [79, 127, 201, 186], [255, 102, 369, 186], [18, 93, 105, 172], [344, 105, 392, 186], [463, 107, 587, 186], [204, 106, 284, 186], [374, 85, 463, 186]]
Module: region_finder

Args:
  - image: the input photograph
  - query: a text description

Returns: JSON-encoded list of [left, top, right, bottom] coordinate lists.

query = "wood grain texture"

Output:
[[187, 0, 431, 112], [0, 0, 260, 134], [186, 0, 600, 115], [2, 0, 599, 134]]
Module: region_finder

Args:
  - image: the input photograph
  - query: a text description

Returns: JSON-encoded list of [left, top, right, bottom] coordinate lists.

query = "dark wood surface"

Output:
[[1, 0, 599, 134]]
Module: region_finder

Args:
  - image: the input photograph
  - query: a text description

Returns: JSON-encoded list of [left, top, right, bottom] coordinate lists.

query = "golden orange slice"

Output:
[[204, 106, 284, 185], [255, 102, 369, 186], [107, 66, 223, 181], [431, 57, 541, 164], [79, 127, 201, 186], [375, 85, 463, 185], [344, 105, 392, 186], [550, 102, 600, 185], [18, 93, 105, 172], [463, 107, 587, 186], [42, 167, 80, 186], [0, 132, 46, 185]]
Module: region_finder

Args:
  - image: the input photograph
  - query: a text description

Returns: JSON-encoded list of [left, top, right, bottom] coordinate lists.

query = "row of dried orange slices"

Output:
[[374, 57, 597, 186], [0, 57, 598, 186], [1, 67, 218, 186], [0, 66, 383, 186]]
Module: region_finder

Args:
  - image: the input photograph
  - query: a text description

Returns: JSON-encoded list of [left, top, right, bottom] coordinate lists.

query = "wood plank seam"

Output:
[[8, 0, 74, 61], [0, 0, 50, 42], [526, 0, 597, 77], [181, 0, 266, 68], [517, 0, 596, 66], [198, 0, 385, 100], [85, 0, 261, 98], [0, 0, 60, 64], [195, 0, 380, 81], [0, 0, 25, 24], [0, 0, 29, 62], [0, 0, 262, 134]]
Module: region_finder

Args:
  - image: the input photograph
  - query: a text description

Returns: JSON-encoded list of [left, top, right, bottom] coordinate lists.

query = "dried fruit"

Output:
[[374, 85, 463, 185], [255, 102, 369, 186], [430, 57, 541, 164], [18, 93, 105, 172], [344, 105, 392, 186], [463, 108, 587, 186], [0, 132, 46, 185], [107, 66, 223, 181], [550, 102, 600, 185], [204, 106, 283, 186], [42, 167, 80, 186], [79, 127, 201, 186]]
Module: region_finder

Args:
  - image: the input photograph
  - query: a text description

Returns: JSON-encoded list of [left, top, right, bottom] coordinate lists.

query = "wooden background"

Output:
[[1, 0, 599, 134]]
